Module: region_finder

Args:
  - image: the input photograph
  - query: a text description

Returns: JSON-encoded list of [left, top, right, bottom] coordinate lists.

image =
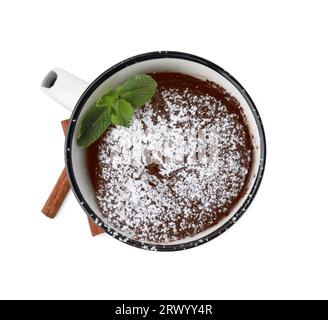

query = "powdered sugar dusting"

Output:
[[94, 85, 252, 244]]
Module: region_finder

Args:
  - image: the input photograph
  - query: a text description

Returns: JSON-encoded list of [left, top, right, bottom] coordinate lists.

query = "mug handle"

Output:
[[41, 68, 89, 112]]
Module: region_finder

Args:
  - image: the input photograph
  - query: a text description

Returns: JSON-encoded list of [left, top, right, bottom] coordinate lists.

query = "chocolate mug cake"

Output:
[[41, 51, 265, 250], [87, 72, 253, 243]]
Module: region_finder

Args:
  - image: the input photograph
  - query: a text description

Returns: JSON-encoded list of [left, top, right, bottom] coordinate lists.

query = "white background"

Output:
[[0, 0, 327, 300]]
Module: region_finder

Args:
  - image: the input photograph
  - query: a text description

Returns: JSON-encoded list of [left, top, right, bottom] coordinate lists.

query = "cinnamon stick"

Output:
[[61, 118, 70, 135], [87, 217, 104, 237], [41, 119, 104, 236], [41, 167, 70, 219], [41, 120, 70, 218]]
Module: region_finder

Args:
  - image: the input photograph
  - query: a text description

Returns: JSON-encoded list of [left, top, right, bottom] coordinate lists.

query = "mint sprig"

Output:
[[77, 74, 157, 147]]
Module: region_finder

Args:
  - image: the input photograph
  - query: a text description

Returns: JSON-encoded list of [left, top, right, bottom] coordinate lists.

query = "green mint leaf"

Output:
[[116, 74, 157, 108], [110, 99, 134, 127], [96, 89, 118, 107], [77, 103, 112, 147]]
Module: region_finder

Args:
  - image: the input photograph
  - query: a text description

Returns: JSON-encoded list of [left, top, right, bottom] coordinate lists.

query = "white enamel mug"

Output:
[[41, 51, 266, 251]]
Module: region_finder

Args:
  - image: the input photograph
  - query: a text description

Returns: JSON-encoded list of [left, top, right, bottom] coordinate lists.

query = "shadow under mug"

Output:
[[41, 51, 266, 251]]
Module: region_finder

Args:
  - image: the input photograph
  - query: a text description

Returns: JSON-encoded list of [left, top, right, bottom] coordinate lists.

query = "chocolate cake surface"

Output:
[[87, 72, 253, 243]]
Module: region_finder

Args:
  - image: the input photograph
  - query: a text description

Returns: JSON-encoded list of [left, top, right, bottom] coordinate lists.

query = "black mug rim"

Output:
[[65, 51, 266, 251]]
